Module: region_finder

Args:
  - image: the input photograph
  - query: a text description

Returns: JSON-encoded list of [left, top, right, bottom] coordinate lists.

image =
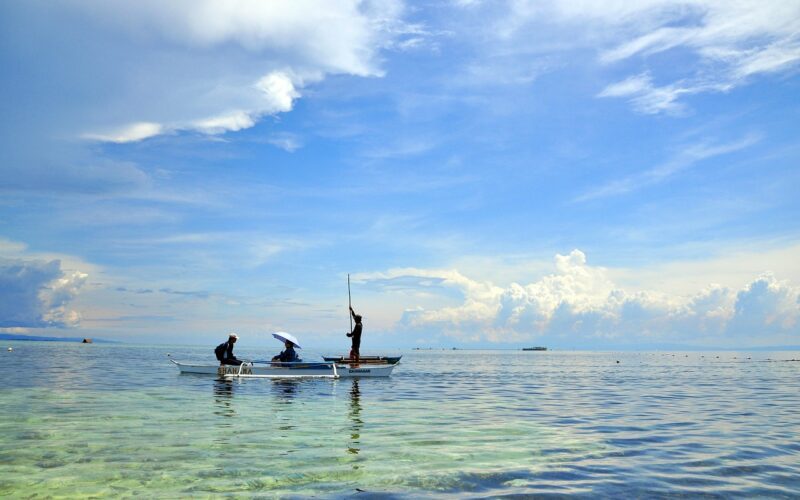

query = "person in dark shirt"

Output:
[[216, 333, 242, 366], [347, 306, 362, 364], [272, 341, 301, 363]]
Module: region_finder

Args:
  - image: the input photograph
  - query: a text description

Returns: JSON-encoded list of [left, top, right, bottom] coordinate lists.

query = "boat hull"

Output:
[[322, 355, 401, 365], [171, 360, 395, 378]]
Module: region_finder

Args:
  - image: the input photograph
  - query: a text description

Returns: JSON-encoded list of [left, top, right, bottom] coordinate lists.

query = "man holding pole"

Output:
[[347, 306, 362, 365]]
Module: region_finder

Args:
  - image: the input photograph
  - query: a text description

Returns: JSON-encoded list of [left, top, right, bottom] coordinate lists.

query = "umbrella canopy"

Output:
[[272, 331, 301, 349]]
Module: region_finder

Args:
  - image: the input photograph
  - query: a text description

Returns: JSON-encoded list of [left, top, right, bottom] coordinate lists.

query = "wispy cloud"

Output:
[[361, 137, 438, 160], [158, 287, 210, 299], [463, 1, 800, 114], [267, 133, 303, 152], [597, 72, 703, 115], [574, 134, 761, 202], [82, 122, 165, 143], [594, 1, 800, 112]]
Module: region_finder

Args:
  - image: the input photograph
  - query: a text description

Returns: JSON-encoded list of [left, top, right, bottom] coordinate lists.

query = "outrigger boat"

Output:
[[170, 359, 396, 378], [322, 355, 401, 365]]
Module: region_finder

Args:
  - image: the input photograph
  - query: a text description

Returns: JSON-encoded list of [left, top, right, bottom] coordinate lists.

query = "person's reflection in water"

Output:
[[272, 379, 302, 432], [213, 378, 236, 418], [348, 379, 363, 456]]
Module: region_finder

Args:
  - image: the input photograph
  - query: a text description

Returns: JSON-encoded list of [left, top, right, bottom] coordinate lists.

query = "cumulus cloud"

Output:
[[727, 274, 800, 336], [0, 258, 88, 328], [374, 249, 800, 344], [77, 0, 403, 76]]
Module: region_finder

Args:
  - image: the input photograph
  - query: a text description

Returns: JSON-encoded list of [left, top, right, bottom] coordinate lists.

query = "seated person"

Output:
[[272, 341, 302, 363], [215, 333, 243, 366]]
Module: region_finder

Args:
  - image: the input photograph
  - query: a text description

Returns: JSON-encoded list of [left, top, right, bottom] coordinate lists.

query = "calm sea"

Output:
[[1, 342, 799, 498]]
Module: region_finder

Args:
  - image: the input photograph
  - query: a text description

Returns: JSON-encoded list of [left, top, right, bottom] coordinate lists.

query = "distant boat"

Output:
[[82, 338, 93, 344], [522, 346, 546, 351]]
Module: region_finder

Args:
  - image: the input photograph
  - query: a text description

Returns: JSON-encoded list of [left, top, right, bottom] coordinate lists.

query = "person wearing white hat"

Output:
[[214, 333, 242, 366]]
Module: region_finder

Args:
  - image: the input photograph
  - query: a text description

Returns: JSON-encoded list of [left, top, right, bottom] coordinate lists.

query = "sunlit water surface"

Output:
[[1, 343, 799, 498]]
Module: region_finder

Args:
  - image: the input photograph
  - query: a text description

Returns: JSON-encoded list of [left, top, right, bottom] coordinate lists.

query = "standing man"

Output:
[[215, 333, 242, 366], [346, 306, 362, 364]]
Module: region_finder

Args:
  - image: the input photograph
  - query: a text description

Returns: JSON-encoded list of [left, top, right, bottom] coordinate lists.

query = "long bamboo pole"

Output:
[[348, 274, 353, 334]]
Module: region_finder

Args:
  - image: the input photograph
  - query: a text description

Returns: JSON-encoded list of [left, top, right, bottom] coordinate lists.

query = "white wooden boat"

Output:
[[170, 359, 396, 378]]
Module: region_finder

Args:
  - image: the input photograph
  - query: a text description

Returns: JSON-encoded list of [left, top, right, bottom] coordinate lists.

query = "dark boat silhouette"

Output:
[[322, 355, 401, 365]]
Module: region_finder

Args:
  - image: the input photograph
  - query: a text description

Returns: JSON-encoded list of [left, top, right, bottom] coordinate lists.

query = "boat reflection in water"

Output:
[[213, 378, 237, 418], [272, 378, 302, 404], [212, 379, 238, 447], [348, 379, 362, 456]]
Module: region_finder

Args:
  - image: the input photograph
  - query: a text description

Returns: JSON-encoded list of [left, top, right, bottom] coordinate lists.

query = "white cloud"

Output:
[[71, 0, 401, 75], [597, 73, 653, 97], [727, 274, 800, 336], [255, 71, 303, 113], [84, 70, 305, 141], [192, 110, 256, 135], [371, 249, 800, 345], [729, 41, 800, 78], [484, 1, 800, 113], [34, 1, 409, 142], [267, 133, 303, 152], [0, 259, 87, 328], [82, 122, 165, 143], [597, 73, 692, 115]]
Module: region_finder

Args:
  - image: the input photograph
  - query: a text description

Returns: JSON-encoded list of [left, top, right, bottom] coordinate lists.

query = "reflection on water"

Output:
[[348, 379, 362, 456], [212, 378, 236, 418], [272, 379, 303, 433], [272, 379, 301, 404], [2, 344, 800, 498], [212, 379, 237, 447]]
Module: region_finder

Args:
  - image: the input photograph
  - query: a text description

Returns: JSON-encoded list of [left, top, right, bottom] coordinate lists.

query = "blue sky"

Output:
[[1, 0, 799, 349]]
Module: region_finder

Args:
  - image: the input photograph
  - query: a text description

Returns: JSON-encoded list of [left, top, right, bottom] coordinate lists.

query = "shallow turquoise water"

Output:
[[1, 343, 799, 497]]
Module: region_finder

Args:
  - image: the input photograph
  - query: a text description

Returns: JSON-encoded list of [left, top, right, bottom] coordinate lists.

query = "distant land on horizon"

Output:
[[415, 344, 800, 352], [0, 333, 117, 343]]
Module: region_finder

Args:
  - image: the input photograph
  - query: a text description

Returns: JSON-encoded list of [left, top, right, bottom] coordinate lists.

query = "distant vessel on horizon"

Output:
[[522, 346, 547, 351], [82, 338, 93, 344]]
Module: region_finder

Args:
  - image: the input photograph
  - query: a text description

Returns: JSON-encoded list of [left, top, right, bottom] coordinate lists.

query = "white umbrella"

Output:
[[272, 331, 301, 349]]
